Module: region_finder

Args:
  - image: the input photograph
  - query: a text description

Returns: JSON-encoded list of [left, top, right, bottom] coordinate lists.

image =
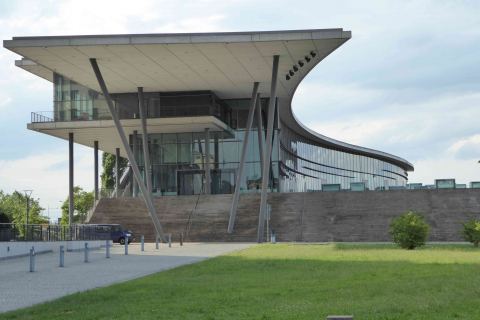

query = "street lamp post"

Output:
[[22, 190, 33, 240]]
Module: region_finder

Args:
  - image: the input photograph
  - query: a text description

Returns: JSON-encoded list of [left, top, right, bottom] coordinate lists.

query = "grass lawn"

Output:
[[2, 243, 480, 319]]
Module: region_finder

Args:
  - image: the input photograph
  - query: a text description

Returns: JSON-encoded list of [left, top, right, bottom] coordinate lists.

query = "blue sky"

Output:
[[0, 0, 479, 220]]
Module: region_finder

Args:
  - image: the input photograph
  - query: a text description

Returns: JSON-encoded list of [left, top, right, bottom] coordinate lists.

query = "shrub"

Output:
[[390, 211, 429, 249], [462, 220, 480, 247]]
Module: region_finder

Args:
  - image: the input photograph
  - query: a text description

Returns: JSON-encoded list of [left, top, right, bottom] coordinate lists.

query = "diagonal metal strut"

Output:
[[227, 82, 259, 233], [257, 55, 279, 243], [90, 58, 166, 242]]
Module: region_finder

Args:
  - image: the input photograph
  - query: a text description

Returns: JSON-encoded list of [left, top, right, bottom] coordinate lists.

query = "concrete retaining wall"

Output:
[[90, 189, 480, 242], [0, 240, 107, 259]]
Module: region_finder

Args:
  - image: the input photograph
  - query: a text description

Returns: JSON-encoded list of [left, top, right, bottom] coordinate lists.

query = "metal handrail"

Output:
[[0, 223, 110, 242]]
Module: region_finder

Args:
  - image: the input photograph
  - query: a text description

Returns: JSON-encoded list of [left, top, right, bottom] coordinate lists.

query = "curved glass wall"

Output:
[[279, 125, 408, 192]]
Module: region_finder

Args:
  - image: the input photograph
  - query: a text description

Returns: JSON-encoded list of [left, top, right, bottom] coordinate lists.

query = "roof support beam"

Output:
[[138, 87, 153, 194], [204, 128, 211, 194], [255, 96, 265, 175], [257, 55, 279, 243], [227, 82, 259, 233], [90, 58, 166, 242]]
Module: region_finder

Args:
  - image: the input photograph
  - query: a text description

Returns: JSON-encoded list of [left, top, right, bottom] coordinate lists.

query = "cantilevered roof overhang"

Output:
[[3, 29, 413, 171]]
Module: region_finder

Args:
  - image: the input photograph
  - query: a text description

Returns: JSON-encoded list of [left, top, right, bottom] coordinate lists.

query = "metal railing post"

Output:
[[59, 245, 65, 267], [125, 236, 129, 255], [106, 240, 110, 259], [141, 235, 145, 252], [168, 234, 172, 248], [29, 247, 35, 272], [84, 242, 89, 263], [155, 236, 159, 250], [180, 233, 183, 246]]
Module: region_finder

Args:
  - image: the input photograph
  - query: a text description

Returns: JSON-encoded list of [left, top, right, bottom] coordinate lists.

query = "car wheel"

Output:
[[119, 237, 125, 245]]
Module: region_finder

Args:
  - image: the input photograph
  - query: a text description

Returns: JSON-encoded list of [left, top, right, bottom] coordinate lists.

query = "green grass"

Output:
[[2, 243, 480, 320]]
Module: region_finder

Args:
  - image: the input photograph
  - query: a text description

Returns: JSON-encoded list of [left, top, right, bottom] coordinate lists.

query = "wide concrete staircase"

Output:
[[89, 194, 262, 242]]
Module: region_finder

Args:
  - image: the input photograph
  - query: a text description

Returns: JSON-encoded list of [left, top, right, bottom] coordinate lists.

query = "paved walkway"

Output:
[[0, 242, 254, 313]]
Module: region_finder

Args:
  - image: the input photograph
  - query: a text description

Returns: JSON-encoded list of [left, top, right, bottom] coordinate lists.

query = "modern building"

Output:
[[4, 29, 413, 241]]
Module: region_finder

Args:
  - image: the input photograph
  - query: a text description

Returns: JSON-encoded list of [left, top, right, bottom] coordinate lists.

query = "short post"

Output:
[[168, 233, 172, 248], [141, 235, 145, 252], [29, 246, 35, 272], [155, 236, 159, 250], [84, 242, 89, 263], [271, 230, 276, 244], [180, 233, 183, 246], [105, 240, 110, 259], [124, 235, 129, 255], [59, 245, 65, 267]]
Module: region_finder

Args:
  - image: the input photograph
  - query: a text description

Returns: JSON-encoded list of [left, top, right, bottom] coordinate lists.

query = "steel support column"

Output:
[[255, 96, 265, 174], [115, 147, 120, 198], [132, 130, 138, 197], [204, 128, 211, 194], [94, 141, 99, 201], [227, 82, 259, 233], [257, 55, 279, 243], [138, 87, 153, 194], [90, 58, 166, 241], [68, 132, 74, 226]]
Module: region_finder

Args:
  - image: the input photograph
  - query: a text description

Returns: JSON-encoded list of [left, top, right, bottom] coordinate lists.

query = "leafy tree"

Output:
[[60, 186, 94, 225], [462, 219, 480, 247], [101, 152, 128, 190], [0, 190, 47, 227], [390, 211, 430, 250]]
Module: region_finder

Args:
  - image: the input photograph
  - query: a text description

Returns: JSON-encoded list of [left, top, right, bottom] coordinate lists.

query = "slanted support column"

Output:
[[257, 55, 279, 243], [255, 96, 265, 175], [68, 132, 74, 226], [132, 130, 138, 197], [115, 147, 120, 198], [228, 82, 259, 233], [204, 128, 211, 194], [138, 87, 153, 194], [90, 58, 166, 242], [94, 141, 99, 201]]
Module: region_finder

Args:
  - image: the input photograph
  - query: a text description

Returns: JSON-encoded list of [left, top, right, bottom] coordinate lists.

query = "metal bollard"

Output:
[[141, 235, 145, 252], [29, 247, 36, 272], [124, 235, 129, 255], [84, 242, 89, 263], [168, 233, 172, 248], [271, 231, 276, 244], [59, 245, 65, 267], [155, 236, 159, 250], [180, 233, 183, 246], [106, 240, 110, 259]]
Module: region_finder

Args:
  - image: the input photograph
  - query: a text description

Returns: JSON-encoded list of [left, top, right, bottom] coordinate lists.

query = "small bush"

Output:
[[390, 211, 429, 249], [462, 220, 480, 247]]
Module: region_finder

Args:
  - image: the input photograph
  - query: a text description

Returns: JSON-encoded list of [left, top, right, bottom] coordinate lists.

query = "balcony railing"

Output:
[[31, 112, 54, 123]]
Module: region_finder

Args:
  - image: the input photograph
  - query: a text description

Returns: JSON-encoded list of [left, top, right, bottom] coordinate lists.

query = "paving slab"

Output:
[[0, 242, 254, 313]]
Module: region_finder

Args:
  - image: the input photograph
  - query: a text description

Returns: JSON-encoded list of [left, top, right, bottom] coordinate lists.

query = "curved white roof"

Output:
[[3, 29, 413, 171]]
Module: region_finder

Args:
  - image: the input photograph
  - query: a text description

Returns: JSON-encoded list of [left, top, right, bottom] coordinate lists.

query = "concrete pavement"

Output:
[[0, 242, 254, 313]]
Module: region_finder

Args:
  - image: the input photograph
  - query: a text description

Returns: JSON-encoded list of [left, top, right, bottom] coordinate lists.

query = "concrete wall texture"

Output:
[[89, 189, 480, 242]]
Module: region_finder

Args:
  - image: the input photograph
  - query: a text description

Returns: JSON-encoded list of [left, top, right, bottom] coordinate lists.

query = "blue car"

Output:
[[95, 224, 133, 244]]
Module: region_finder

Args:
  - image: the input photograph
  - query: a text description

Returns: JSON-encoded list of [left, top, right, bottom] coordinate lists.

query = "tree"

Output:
[[462, 219, 480, 247], [390, 211, 430, 249], [0, 190, 48, 227], [60, 186, 94, 225], [101, 152, 128, 191]]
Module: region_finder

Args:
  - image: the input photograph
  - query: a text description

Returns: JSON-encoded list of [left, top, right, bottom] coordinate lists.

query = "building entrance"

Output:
[[177, 170, 204, 195]]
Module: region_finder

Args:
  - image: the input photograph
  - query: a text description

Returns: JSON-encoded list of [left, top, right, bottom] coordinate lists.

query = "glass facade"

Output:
[[51, 73, 409, 195], [279, 127, 408, 191]]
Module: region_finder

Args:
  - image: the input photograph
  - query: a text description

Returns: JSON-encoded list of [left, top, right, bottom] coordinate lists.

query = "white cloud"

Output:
[[409, 158, 480, 186], [448, 134, 480, 160]]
